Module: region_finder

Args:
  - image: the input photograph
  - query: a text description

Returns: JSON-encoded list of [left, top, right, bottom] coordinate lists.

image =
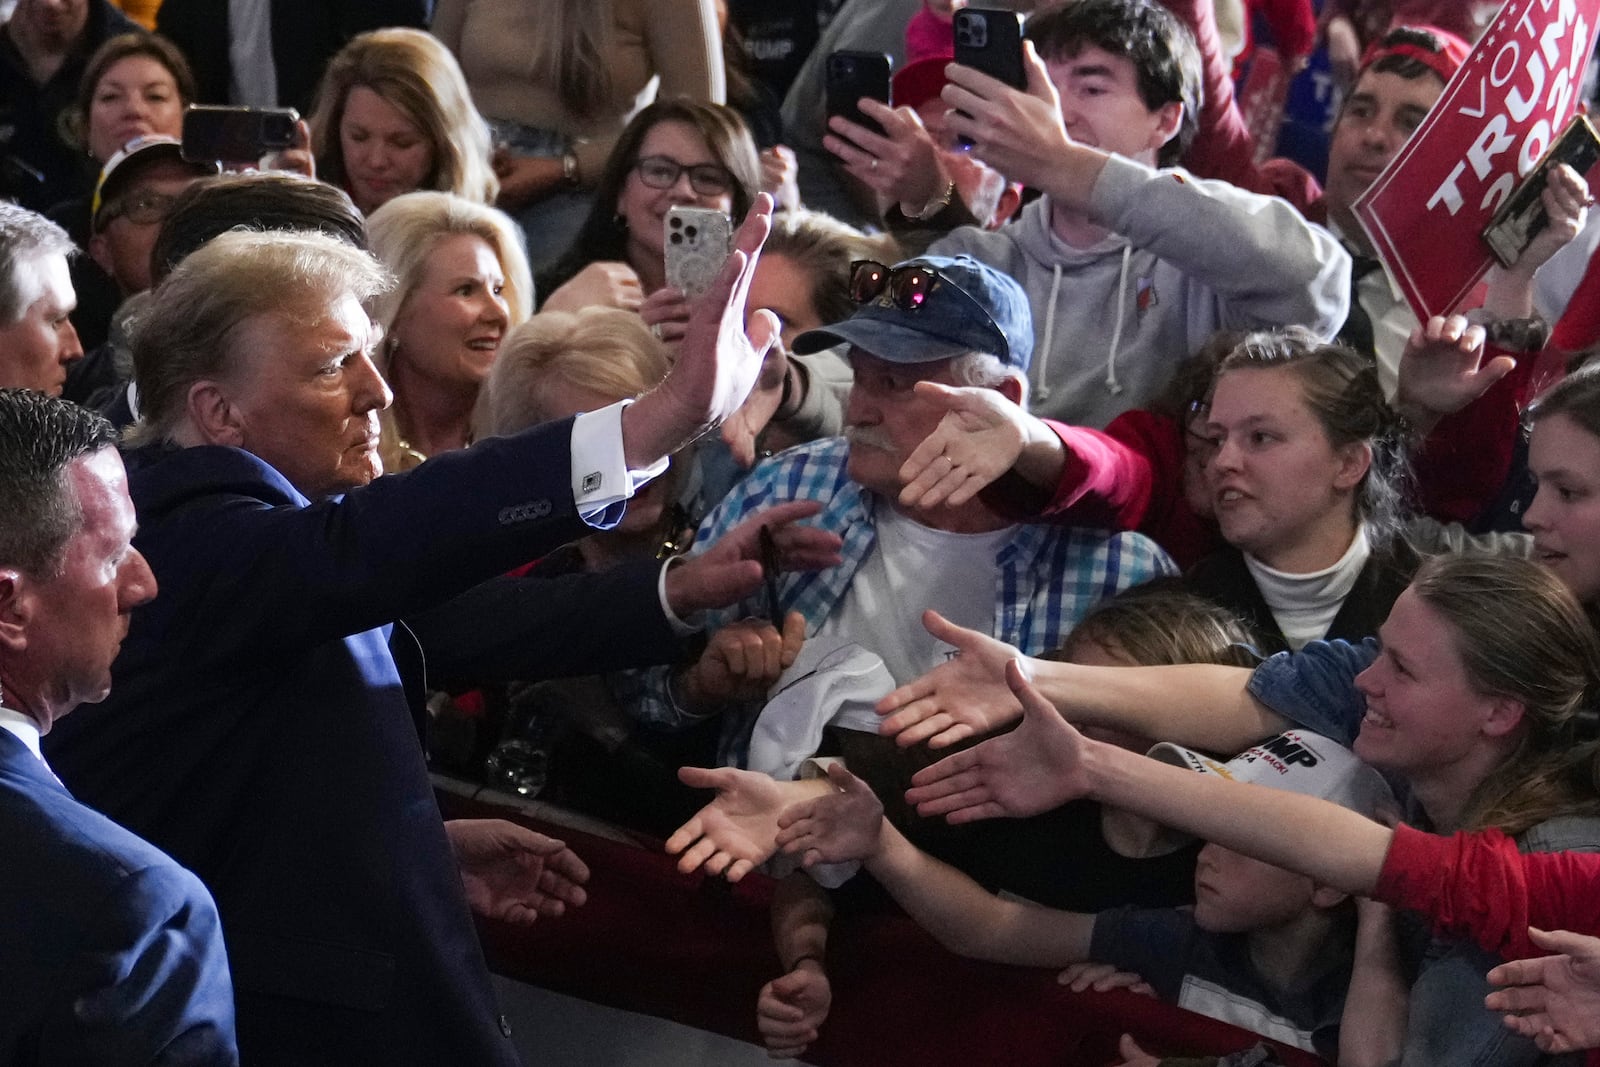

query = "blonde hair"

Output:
[[526, 0, 616, 120], [127, 230, 392, 446], [366, 191, 532, 342], [477, 307, 669, 438], [309, 28, 497, 207]]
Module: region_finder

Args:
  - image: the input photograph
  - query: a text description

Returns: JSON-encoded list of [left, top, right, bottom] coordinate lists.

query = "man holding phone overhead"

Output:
[[830, 0, 1350, 429]]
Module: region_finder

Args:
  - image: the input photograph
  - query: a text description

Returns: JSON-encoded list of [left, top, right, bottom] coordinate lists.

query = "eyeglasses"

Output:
[[634, 155, 733, 197], [99, 190, 179, 228]]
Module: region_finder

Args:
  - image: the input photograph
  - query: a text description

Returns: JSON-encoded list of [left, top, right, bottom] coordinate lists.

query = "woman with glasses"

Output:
[[47, 32, 197, 361], [537, 100, 760, 338]]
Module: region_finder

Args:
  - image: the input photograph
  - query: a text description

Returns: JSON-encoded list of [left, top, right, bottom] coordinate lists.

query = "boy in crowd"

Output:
[[826, 0, 1348, 427], [776, 729, 1392, 1058]]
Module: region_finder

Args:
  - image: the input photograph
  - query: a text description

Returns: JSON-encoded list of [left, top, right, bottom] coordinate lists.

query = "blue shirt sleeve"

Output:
[[1087, 905, 1200, 1004], [1246, 639, 1378, 747]]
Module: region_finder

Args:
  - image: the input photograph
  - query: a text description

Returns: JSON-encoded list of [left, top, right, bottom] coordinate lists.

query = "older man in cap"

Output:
[[644, 254, 1173, 1058]]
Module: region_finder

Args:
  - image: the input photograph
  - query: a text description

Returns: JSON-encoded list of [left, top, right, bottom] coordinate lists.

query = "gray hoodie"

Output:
[[932, 154, 1351, 427]]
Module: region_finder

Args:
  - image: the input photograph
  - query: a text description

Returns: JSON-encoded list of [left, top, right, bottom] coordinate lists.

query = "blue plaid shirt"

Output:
[[623, 437, 1176, 765]]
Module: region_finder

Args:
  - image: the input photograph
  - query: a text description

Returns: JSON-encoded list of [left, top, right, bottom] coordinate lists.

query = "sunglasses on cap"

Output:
[[849, 258, 1003, 332]]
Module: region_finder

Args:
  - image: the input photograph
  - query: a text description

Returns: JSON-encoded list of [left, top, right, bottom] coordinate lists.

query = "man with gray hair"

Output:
[[0, 202, 83, 395], [631, 255, 1174, 765], [0, 388, 237, 1063], [45, 199, 811, 1065]]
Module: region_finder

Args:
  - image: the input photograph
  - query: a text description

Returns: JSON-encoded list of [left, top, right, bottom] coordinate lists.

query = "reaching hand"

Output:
[[541, 261, 645, 315], [1397, 314, 1508, 424], [823, 99, 950, 214], [897, 380, 1038, 509], [757, 960, 832, 1059], [876, 610, 1025, 748], [904, 659, 1092, 823], [679, 612, 807, 709], [775, 762, 886, 868], [1110, 1033, 1162, 1067], [721, 341, 791, 469], [942, 42, 1075, 193], [445, 819, 589, 924], [1486, 927, 1600, 1053], [622, 193, 779, 467], [1057, 961, 1156, 996], [666, 767, 829, 882], [664, 498, 843, 616]]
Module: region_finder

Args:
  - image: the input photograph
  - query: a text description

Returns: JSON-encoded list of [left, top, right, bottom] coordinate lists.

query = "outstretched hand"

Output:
[[622, 193, 779, 467], [666, 766, 830, 882], [904, 659, 1091, 823], [1486, 927, 1600, 1053], [1396, 313, 1507, 427], [445, 818, 589, 924], [876, 610, 1025, 748], [898, 380, 1043, 510], [665, 499, 843, 616], [775, 762, 886, 868]]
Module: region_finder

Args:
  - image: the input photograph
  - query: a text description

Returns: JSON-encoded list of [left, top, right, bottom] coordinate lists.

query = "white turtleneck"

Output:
[[1244, 527, 1372, 650]]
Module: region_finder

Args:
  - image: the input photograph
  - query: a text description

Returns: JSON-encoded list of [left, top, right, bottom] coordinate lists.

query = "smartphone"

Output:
[[953, 8, 1027, 147], [758, 525, 783, 629], [825, 50, 893, 138], [181, 105, 300, 163], [1483, 115, 1600, 268], [664, 205, 732, 298]]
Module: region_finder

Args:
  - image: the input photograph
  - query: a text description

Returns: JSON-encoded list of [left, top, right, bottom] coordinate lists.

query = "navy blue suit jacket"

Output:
[[45, 421, 679, 1065], [0, 730, 236, 1064]]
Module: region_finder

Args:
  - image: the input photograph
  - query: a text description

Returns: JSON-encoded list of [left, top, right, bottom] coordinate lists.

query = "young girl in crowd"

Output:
[[885, 549, 1600, 1066]]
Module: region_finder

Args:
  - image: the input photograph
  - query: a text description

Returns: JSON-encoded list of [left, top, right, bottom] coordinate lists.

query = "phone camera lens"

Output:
[[685, 225, 698, 238]]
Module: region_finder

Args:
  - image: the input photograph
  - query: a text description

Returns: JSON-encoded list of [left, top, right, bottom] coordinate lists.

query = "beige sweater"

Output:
[[431, 0, 725, 184]]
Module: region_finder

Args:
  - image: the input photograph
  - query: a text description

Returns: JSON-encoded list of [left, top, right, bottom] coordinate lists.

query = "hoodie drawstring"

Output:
[[1105, 245, 1130, 396], [1035, 263, 1064, 403]]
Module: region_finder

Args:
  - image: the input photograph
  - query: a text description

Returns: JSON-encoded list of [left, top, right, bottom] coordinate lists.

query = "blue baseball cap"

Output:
[[792, 254, 1033, 371]]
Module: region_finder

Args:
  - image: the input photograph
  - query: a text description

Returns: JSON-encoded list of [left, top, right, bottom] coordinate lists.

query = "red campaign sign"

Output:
[[1353, 0, 1600, 321]]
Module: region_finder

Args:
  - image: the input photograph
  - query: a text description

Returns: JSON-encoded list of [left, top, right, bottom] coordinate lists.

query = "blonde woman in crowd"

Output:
[[366, 190, 532, 470], [309, 28, 497, 218]]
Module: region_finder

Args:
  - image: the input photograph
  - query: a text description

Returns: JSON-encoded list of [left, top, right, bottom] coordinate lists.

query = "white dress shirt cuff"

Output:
[[570, 400, 669, 527]]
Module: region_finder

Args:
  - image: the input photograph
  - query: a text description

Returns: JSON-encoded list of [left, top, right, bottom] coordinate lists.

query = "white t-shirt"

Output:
[[810, 506, 1017, 685]]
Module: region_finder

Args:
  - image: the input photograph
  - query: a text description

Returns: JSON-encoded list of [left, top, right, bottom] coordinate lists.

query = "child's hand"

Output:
[[1111, 1034, 1162, 1067], [756, 960, 831, 1058], [775, 763, 885, 867], [1057, 961, 1155, 996]]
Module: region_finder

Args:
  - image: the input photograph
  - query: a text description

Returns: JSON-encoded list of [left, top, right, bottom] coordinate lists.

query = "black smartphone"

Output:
[[181, 105, 300, 163], [1483, 114, 1600, 268], [758, 525, 784, 630], [953, 7, 1027, 146], [825, 50, 892, 138], [953, 8, 1027, 88]]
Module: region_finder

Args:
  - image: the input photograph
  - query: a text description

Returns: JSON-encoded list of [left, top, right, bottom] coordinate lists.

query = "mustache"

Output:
[[845, 425, 897, 451]]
